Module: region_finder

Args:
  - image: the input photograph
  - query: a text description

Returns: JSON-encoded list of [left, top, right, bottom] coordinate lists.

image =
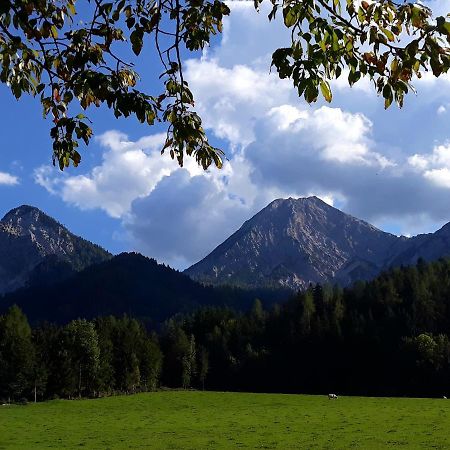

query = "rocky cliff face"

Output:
[[0, 205, 111, 294], [185, 197, 450, 289]]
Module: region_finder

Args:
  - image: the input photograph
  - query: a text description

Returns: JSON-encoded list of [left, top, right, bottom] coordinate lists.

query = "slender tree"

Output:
[[0, 305, 35, 402], [64, 319, 100, 397]]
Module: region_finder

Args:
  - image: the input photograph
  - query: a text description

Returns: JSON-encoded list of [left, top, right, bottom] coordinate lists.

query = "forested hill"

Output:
[[3, 257, 450, 402], [175, 257, 450, 396], [0, 252, 290, 325]]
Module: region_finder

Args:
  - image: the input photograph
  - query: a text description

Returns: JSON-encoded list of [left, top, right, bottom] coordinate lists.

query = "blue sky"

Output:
[[2, 1, 450, 269]]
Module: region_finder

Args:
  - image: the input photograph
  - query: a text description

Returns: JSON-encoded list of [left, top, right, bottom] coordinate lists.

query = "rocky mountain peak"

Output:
[[1, 205, 61, 237], [0, 205, 111, 294], [185, 196, 449, 290], [267, 195, 326, 211], [2, 204, 43, 221]]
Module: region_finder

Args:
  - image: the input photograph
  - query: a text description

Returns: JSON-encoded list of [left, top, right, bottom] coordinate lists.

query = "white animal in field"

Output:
[[328, 393, 338, 399], [443, 396, 447, 399]]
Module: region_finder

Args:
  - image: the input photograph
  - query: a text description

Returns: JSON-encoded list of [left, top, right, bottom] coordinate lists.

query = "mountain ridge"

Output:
[[0, 251, 290, 325], [185, 196, 450, 289], [0, 204, 111, 293], [2, 200, 450, 297]]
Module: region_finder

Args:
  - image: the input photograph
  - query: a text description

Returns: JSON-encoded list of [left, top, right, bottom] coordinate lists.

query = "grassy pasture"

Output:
[[1, 391, 449, 449]]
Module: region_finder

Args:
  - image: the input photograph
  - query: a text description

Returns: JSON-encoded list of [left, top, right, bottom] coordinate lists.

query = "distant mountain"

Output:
[[386, 222, 450, 268], [0, 252, 289, 325], [3, 200, 450, 324], [0, 205, 111, 293], [185, 197, 450, 290]]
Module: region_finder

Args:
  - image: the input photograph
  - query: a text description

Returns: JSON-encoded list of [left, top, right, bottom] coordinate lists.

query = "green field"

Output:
[[1, 391, 450, 449]]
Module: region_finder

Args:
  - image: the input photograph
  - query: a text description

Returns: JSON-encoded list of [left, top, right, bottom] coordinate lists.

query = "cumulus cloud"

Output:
[[408, 144, 450, 190], [185, 58, 293, 146], [34, 131, 190, 218], [123, 102, 403, 267], [126, 169, 251, 268], [245, 108, 450, 235], [0, 171, 19, 186], [33, 0, 450, 267], [409, 144, 450, 171], [125, 152, 295, 267], [264, 105, 394, 167], [424, 168, 450, 189]]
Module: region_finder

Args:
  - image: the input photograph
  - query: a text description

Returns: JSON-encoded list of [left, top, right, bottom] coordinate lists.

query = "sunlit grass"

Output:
[[1, 391, 449, 449]]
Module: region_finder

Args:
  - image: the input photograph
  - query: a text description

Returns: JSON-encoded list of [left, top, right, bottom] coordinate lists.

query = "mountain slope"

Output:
[[186, 196, 450, 290], [0, 252, 289, 325], [185, 197, 400, 289], [386, 222, 450, 268], [0, 205, 111, 293]]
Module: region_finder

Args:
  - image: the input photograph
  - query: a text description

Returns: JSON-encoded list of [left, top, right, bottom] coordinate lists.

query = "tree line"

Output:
[[2, 257, 450, 402]]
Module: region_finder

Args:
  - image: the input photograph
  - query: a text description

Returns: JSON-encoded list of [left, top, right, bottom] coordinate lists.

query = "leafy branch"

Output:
[[1, 0, 449, 171], [266, 0, 450, 108]]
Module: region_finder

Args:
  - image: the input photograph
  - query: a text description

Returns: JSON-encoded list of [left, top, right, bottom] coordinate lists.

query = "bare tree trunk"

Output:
[[34, 382, 37, 403]]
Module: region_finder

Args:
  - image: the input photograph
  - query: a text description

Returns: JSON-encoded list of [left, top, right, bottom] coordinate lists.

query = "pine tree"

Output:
[[140, 336, 162, 391], [182, 335, 196, 390], [0, 305, 35, 402]]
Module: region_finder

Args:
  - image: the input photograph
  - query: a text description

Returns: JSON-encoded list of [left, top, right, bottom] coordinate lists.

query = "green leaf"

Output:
[[130, 29, 144, 56], [320, 80, 332, 102], [283, 8, 297, 28], [67, 2, 76, 15], [50, 25, 58, 39], [36, 83, 46, 94], [305, 82, 318, 103], [381, 28, 395, 42], [383, 84, 393, 109]]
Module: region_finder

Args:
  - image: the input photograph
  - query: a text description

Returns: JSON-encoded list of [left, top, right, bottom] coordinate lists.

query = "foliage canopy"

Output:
[[1, 0, 449, 170], [3, 257, 450, 400]]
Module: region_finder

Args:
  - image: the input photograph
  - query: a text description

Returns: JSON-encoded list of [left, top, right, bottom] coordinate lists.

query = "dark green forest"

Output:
[[1, 253, 290, 325], [2, 257, 450, 402]]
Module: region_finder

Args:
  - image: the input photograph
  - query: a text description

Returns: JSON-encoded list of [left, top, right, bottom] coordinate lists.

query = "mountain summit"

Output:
[[185, 197, 450, 289], [0, 205, 111, 293]]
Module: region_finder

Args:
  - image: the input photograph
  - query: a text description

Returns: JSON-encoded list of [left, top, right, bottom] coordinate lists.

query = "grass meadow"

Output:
[[1, 391, 450, 449]]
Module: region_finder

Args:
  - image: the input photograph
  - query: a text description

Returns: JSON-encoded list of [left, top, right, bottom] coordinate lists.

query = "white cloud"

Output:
[[408, 154, 429, 171], [33, 0, 450, 269], [424, 168, 450, 189], [34, 130, 197, 218], [0, 171, 19, 186], [125, 150, 296, 267], [408, 144, 450, 189], [185, 58, 293, 146], [123, 102, 397, 267], [185, 54, 390, 169], [261, 105, 393, 167], [215, 1, 290, 69]]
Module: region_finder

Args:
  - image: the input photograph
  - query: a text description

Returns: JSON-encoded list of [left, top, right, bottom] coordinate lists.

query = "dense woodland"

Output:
[[2, 257, 450, 402], [1, 253, 290, 325]]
